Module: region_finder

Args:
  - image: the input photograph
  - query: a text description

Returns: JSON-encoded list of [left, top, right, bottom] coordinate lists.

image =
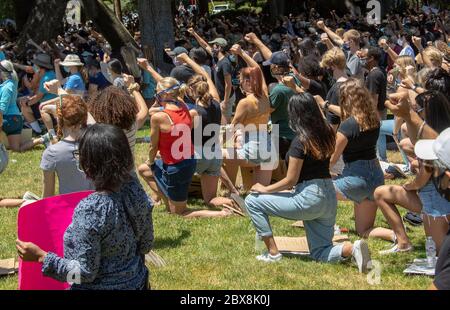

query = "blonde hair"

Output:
[[188, 75, 211, 107], [336, 28, 345, 39], [320, 47, 346, 70], [0, 60, 18, 83], [423, 47, 443, 68], [395, 56, 417, 79], [343, 29, 361, 44], [157, 77, 189, 100], [339, 78, 379, 131]]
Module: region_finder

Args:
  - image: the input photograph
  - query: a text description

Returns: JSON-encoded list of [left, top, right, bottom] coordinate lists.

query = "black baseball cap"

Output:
[[263, 51, 290, 67]]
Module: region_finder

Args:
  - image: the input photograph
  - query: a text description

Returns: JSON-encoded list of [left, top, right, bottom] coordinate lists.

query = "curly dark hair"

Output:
[[425, 68, 450, 98], [78, 124, 133, 192], [88, 86, 138, 131]]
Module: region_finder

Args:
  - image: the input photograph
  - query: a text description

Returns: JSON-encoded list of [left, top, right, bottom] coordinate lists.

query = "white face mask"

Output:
[[397, 39, 404, 46]]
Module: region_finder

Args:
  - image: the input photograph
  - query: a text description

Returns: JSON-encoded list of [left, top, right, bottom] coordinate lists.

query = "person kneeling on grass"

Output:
[[244, 94, 372, 273]]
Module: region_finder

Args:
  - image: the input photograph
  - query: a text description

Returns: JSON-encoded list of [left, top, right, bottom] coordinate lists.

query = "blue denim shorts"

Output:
[[152, 158, 196, 202], [333, 159, 385, 203], [195, 157, 222, 177], [236, 131, 273, 165], [419, 182, 450, 218], [2, 115, 23, 136]]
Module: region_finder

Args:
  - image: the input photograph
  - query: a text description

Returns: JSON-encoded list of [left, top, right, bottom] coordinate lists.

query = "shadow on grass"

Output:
[[153, 230, 191, 250]]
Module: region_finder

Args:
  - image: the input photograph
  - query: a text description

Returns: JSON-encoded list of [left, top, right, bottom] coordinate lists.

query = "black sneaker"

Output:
[[403, 212, 423, 226]]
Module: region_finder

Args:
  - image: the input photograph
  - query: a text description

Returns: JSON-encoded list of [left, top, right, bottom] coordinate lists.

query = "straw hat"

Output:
[[60, 54, 84, 67]]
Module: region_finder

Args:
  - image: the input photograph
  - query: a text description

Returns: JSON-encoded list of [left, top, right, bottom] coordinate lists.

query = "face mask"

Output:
[[63, 66, 71, 74], [343, 43, 351, 51], [173, 57, 183, 67], [229, 55, 236, 63], [32, 65, 40, 73], [397, 39, 404, 46], [360, 58, 368, 68]]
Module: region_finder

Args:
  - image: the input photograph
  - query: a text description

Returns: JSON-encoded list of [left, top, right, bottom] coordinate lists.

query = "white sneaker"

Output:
[[352, 240, 371, 273], [379, 244, 413, 255], [256, 253, 282, 263]]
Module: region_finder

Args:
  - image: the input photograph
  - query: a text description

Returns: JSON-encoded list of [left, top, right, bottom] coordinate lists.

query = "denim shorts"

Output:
[[152, 158, 196, 202], [236, 131, 273, 165], [2, 115, 23, 136], [195, 157, 222, 177], [333, 159, 385, 203], [419, 182, 450, 218]]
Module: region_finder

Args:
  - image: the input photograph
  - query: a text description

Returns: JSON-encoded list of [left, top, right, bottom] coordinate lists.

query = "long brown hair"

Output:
[[339, 79, 380, 131], [56, 95, 88, 139], [240, 67, 264, 98]]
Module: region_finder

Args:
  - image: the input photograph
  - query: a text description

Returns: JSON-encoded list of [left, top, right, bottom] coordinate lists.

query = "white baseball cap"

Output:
[[415, 128, 450, 169]]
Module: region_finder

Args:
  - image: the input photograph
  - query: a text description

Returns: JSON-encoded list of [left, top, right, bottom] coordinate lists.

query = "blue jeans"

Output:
[[419, 182, 450, 218], [377, 119, 409, 166], [334, 159, 385, 203], [244, 179, 344, 263]]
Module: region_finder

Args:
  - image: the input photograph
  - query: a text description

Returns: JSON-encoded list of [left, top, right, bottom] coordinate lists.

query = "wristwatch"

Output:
[[323, 100, 331, 112]]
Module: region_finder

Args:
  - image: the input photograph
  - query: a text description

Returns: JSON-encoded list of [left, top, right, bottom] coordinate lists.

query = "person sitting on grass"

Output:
[[0, 60, 46, 152], [244, 93, 372, 273], [16, 124, 154, 290], [40, 95, 94, 198]]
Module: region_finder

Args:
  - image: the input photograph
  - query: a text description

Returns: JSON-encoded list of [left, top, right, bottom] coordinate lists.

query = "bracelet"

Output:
[[417, 121, 426, 141]]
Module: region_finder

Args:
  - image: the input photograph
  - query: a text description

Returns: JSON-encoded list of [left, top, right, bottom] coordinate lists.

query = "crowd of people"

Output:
[[1, 4, 450, 290]]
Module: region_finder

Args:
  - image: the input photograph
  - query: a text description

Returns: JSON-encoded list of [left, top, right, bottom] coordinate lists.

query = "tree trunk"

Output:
[[81, 0, 138, 51], [114, 0, 123, 21], [17, 0, 69, 52], [138, 0, 175, 74], [198, 0, 209, 15], [14, 0, 36, 32]]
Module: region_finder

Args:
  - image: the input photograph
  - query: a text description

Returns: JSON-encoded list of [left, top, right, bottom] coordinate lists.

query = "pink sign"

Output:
[[17, 191, 94, 290]]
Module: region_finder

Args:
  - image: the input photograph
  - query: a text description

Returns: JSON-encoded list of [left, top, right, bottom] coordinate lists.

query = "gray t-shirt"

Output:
[[40, 140, 94, 195]]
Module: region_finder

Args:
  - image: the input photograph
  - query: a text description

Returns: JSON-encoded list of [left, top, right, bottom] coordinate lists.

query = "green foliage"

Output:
[[0, 0, 14, 20]]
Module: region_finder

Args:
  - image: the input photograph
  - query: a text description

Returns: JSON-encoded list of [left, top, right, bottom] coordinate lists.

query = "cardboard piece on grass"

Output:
[[0, 258, 19, 277], [18, 191, 94, 290], [291, 221, 305, 228], [274, 235, 350, 255]]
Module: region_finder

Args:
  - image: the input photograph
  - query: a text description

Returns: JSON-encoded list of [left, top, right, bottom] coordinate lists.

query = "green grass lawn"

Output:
[[0, 128, 433, 290]]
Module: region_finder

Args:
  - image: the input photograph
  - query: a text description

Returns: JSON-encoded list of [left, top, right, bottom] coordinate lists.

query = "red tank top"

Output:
[[159, 104, 194, 165]]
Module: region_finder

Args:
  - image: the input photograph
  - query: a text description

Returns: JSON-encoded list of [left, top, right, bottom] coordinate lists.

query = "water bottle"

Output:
[[255, 233, 266, 254], [426, 237, 437, 268]]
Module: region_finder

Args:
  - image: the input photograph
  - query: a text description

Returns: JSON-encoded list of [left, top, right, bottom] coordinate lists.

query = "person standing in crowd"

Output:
[[379, 32, 415, 62], [168, 46, 196, 84], [320, 48, 349, 132], [245, 93, 372, 273], [0, 60, 46, 152], [19, 53, 57, 136], [188, 28, 235, 124], [41, 95, 94, 198], [316, 22, 364, 80], [16, 124, 154, 290], [140, 45, 157, 109]]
